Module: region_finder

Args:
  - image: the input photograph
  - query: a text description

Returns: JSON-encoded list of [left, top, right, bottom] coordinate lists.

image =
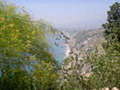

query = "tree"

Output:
[[0, 1, 58, 90], [86, 48, 120, 89], [103, 2, 120, 43], [86, 2, 120, 89]]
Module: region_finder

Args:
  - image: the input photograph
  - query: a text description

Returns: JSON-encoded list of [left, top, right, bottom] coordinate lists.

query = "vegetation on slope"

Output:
[[59, 2, 120, 90], [88, 2, 120, 89], [0, 0, 119, 90]]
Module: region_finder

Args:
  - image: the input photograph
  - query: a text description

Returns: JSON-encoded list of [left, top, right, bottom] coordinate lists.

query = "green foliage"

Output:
[[33, 61, 59, 90], [59, 2, 120, 90], [0, 1, 58, 90], [86, 44, 120, 89], [86, 2, 120, 89], [103, 2, 120, 43], [1, 0, 119, 90]]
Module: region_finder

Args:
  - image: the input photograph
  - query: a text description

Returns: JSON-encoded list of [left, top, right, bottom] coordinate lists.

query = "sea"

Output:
[[47, 32, 70, 63]]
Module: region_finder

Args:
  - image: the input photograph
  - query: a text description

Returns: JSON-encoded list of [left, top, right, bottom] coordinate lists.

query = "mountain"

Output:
[[59, 29, 106, 86], [74, 28, 105, 49]]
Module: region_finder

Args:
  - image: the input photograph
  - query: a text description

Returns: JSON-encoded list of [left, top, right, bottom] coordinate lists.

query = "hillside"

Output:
[[74, 28, 105, 49], [60, 29, 106, 88]]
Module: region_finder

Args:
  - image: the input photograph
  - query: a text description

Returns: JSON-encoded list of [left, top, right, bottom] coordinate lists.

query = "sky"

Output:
[[7, 0, 120, 30]]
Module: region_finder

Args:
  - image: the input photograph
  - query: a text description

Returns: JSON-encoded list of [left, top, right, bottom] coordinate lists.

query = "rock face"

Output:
[[59, 29, 105, 88]]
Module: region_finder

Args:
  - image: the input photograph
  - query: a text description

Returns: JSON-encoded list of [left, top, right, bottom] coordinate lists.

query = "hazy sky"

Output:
[[8, 0, 120, 29]]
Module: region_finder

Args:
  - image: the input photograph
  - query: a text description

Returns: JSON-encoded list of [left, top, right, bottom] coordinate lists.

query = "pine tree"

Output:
[[103, 2, 120, 43]]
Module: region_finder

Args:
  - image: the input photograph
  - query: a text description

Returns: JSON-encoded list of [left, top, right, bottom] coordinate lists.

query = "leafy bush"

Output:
[[0, 1, 58, 90]]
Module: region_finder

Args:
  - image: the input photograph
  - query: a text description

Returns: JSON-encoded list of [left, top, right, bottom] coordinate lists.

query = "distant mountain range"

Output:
[[74, 28, 105, 50]]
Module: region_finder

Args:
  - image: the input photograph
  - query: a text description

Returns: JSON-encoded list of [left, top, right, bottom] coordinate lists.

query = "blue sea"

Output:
[[47, 33, 68, 63]]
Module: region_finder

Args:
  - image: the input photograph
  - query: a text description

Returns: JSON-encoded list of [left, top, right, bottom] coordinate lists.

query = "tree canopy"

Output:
[[0, 1, 58, 90]]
